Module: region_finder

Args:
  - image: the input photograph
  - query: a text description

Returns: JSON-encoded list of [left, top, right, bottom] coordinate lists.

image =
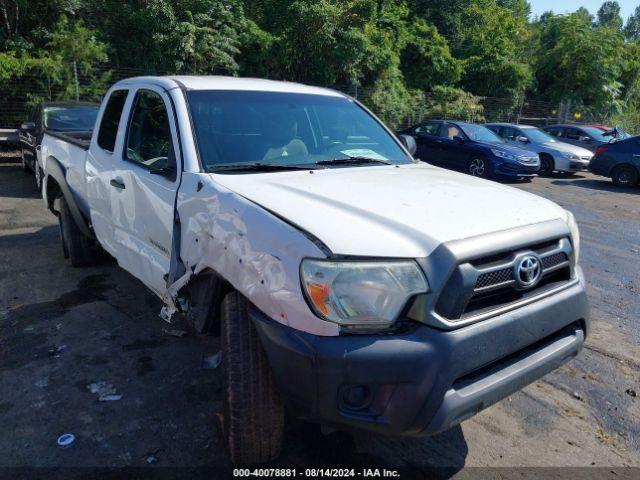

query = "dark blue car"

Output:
[[398, 120, 540, 180], [589, 135, 640, 187]]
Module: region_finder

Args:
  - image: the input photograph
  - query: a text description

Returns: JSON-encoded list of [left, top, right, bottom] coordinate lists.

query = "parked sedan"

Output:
[[486, 123, 592, 175], [19, 101, 99, 189], [398, 120, 539, 180], [542, 124, 614, 152], [589, 136, 640, 187]]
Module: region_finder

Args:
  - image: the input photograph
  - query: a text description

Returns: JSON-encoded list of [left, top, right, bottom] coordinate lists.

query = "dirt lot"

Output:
[[0, 151, 638, 477]]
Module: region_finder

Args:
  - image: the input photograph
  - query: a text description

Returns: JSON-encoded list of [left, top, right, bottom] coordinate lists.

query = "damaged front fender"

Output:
[[164, 172, 339, 337]]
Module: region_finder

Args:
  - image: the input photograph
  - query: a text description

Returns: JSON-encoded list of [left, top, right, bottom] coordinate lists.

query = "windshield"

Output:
[[186, 90, 412, 171], [581, 127, 609, 142], [460, 124, 504, 143], [44, 106, 99, 131], [523, 127, 556, 143]]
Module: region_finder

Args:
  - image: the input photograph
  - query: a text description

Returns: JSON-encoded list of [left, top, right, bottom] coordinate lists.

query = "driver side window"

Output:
[[439, 123, 462, 140], [125, 90, 173, 171]]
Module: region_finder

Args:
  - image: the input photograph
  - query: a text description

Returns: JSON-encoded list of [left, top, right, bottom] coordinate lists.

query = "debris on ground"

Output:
[[202, 352, 221, 370], [57, 433, 75, 448], [87, 381, 123, 401], [595, 427, 616, 446], [163, 328, 188, 338], [144, 448, 162, 464], [48, 345, 67, 357], [626, 389, 637, 398], [572, 392, 583, 401]]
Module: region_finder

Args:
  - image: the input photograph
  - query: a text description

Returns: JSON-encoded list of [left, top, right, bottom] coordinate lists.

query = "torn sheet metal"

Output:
[[168, 172, 339, 337]]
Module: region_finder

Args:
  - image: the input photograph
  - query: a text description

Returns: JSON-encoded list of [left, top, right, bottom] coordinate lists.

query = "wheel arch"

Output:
[[608, 162, 639, 177], [44, 155, 94, 239], [180, 266, 234, 335]]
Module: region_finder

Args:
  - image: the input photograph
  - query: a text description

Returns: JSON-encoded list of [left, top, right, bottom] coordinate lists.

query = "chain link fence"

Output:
[[0, 63, 601, 131]]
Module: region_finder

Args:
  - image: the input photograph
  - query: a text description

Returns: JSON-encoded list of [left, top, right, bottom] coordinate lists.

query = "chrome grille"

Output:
[[475, 268, 512, 289], [541, 252, 568, 270], [435, 237, 573, 321]]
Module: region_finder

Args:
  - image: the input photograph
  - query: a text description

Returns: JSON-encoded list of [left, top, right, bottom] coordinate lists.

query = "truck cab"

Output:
[[41, 76, 589, 466]]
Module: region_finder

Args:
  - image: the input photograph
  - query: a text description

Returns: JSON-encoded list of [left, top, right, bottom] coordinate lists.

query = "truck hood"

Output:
[[211, 163, 568, 258]]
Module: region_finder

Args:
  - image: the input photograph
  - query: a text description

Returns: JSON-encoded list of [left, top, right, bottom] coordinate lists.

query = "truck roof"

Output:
[[114, 75, 345, 98]]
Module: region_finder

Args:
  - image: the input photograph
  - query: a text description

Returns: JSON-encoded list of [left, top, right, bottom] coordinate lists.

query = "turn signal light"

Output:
[[306, 282, 330, 315]]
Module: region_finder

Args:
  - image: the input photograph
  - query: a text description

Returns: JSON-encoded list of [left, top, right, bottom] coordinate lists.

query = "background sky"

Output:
[[529, 0, 637, 20]]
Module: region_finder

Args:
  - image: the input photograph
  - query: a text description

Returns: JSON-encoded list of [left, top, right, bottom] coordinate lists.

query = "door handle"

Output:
[[110, 179, 126, 189]]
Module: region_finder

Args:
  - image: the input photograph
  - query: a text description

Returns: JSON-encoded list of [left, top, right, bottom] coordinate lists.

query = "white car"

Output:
[[487, 123, 593, 174], [41, 76, 589, 465]]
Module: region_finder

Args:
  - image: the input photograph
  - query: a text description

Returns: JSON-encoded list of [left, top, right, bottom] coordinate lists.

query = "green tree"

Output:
[[400, 20, 461, 91], [624, 6, 640, 41], [45, 15, 110, 101], [535, 11, 625, 118], [596, 1, 623, 30], [420, 85, 485, 122]]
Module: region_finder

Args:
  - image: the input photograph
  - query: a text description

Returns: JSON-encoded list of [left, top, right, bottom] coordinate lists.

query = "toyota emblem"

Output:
[[515, 254, 542, 288]]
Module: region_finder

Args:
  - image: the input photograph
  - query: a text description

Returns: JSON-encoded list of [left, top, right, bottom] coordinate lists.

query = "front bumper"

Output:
[[252, 269, 589, 436], [569, 160, 590, 171], [494, 161, 540, 178]]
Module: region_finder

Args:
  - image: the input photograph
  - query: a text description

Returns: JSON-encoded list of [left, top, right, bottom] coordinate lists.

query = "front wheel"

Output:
[[468, 157, 490, 179], [220, 291, 285, 465], [539, 155, 554, 175], [611, 165, 638, 188]]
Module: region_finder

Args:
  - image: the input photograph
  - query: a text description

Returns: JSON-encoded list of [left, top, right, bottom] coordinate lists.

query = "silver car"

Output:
[[486, 123, 593, 175]]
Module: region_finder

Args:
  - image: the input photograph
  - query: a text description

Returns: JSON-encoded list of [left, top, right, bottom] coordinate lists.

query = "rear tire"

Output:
[[20, 147, 29, 172], [539, 155, 554, 175], [35, 164, 43, 191], [611, 165, 638, 187], [220, 291, 284, 465], [58, 196, 94, 267]]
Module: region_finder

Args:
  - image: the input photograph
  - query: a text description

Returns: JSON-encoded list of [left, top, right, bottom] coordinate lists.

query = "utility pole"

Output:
[[73, 61, 79, 102]]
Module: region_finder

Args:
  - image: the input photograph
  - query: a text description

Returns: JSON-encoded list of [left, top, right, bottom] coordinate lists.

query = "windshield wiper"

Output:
[[315, 156, 392, 166], [207, 163, 313, 173]]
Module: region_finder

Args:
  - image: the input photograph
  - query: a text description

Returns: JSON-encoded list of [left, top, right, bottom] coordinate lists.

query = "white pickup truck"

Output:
[[41, 76, 589, 465]]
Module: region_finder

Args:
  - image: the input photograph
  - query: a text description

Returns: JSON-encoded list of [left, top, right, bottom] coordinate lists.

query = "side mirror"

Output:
[[398, 134, 417, 156], [453, 135, 465, 144], [20, 122, 36, 132], [517, 136, 529, 143]]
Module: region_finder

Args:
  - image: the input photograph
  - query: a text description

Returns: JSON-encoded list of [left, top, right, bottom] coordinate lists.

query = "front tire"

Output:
[[539, 155, 554, 175], [58, 196, 94, 267], [468, 157, 490, 178], [611, 165, 638, 187], [221, 291, 284, 465]]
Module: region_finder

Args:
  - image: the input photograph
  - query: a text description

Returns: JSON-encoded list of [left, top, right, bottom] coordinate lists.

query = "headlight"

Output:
[[300, 259, 428, 328], [491, 148, 519, 161], [565, 210, 580, 264], [561, 151, 579, 160], [491, 149, 536, 164]]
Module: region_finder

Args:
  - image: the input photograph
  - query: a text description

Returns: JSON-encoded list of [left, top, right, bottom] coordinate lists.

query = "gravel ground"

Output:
[[0, 151, 638, 478]]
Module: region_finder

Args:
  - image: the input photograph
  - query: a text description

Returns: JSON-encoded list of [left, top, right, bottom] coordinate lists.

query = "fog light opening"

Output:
[[341, 385, 372, 411]]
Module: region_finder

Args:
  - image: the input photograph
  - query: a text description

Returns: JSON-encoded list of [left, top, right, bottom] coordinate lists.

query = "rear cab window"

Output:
[[97, 89, 128, 152]]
